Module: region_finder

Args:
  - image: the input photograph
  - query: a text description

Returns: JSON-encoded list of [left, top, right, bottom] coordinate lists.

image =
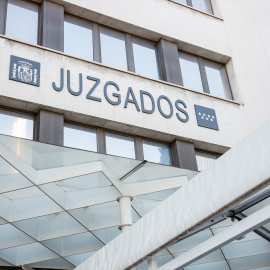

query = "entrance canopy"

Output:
[[75, 119, 270, 270], [0, 134, 197, 268]]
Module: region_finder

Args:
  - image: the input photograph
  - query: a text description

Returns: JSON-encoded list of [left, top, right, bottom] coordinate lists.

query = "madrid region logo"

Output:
[[9, 55, 40, 87], [194, 105, 219, 131]]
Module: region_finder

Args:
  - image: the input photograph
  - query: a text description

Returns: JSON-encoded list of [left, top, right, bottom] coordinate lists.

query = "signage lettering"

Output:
[[52, 69, 189, 123]]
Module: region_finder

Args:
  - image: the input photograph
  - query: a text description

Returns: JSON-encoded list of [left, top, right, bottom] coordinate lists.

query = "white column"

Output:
[[118, 196, 133, 232], [148, 256, 158, 270], [22, 265, 34, 270]]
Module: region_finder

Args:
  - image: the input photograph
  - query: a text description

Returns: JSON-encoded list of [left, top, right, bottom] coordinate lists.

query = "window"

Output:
[[132, 37, 160, 80], [179, 52, 203, 92], [191, 0, 213, 14], [64, 123, 97, 152], [174, 0, 187, 4], [143, 140, 173, 165], [196, 151, 218, 171], [5, 0, 38, 44], [173, 0, 213, 14], [0, 110, 34, 139], [105, 133, 135, 159], [64, 15, 93, 61], [100, 27, 127, 70], [204, 60, 232, 100], [178, 52, 232, 100], [51, 13, 162, 79]]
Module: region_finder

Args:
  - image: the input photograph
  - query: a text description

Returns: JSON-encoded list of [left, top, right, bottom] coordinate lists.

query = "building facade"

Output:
[[0, 0, 270, 269]]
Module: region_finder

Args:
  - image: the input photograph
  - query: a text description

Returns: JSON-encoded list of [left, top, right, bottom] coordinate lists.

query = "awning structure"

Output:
[[75, 119, 270, 270], [0, 133, 197, 268]]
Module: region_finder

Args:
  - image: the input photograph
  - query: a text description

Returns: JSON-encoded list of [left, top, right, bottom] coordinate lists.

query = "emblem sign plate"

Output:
[[9, 55, 40, 87], [194, 105, 219, 131]]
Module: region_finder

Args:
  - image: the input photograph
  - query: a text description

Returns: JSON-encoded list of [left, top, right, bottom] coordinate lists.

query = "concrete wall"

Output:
[[1, 0, 270, 153], [217, 0, 270, 137], [0, 37, 243, 153]]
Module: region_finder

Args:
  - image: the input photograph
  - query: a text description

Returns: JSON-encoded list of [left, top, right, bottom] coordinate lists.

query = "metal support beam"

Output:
[[159, 203, 270, 270], [235, 213, 270, 242], [74, 119, 270, 270]]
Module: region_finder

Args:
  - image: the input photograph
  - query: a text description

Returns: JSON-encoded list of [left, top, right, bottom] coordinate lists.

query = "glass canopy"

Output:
[[1, 133, 268, 270], [0, 134, 196, 268]]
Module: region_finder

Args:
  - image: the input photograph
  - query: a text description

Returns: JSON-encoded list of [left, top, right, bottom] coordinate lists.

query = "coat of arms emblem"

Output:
[[9, 55, 40, 87], [17, 60, 33, 83]]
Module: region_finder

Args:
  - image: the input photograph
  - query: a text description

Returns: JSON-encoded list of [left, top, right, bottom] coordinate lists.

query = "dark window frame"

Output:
[[178, 51, 233, 100], [173, 0, 214, 15], [63, 120, 174, 164], [4, 0, 40, 45], [131, 35, 162, 80], [64, 13, 94, 60], [0, 105, 36, 140], [62, 15, 162, 80]]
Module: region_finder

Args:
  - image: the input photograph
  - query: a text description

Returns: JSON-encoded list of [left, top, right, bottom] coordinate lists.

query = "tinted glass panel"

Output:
[[64, 15, 93, 60], [100, 28, 127, 70], [64, 124, 97, 152], [179, 52, 204, 92], [143, 140, 172, 165], [106, 133, 135, 159], [174, 0, 187, 4], [0, 110, 33, 139], [196, 151, 217, 171], [6, 0, 38, 44], [132, 37, 160, 80], [191, 0, 213, 14], [204, 60, 232, 100]]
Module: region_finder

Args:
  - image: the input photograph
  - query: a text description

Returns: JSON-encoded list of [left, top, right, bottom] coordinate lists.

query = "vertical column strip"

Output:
[[93, 23, 101, 62]]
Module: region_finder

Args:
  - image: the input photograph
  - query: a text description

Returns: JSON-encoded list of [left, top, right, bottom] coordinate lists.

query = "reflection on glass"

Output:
[[100, 27, 127, 70], [106, 133, 135, 159], [143, 140, 172, 165], [132, 37, 160, 80], [204, 60, 232, 100], [64, 16, 93, 60], [6, 0, 38, 44], [175, 0, 187, 4], [191, 0, 213, 14], [179, 52, 203, 92], [132, 189, 177, 216], [195, 151, 217, 171], [221, 238, 270, 259], [64, 124, 97, 152], [92, 226, 121, 244], [157, 255, 174, 268], [65, 251, 95, 267], [184, 260, 230, 270], [227, 253, 270, 270], [0, 110, 33, 139]]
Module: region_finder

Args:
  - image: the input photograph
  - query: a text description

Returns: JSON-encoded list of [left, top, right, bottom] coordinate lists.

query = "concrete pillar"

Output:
[[34, 110, 64, 145], [171, 140, 198, 171], [118, 196, 133, 232], [148, 256, 158, 270], [39, 0, 64, 51], [157, 39, 183, 85], [0, 0, 7, 35]]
